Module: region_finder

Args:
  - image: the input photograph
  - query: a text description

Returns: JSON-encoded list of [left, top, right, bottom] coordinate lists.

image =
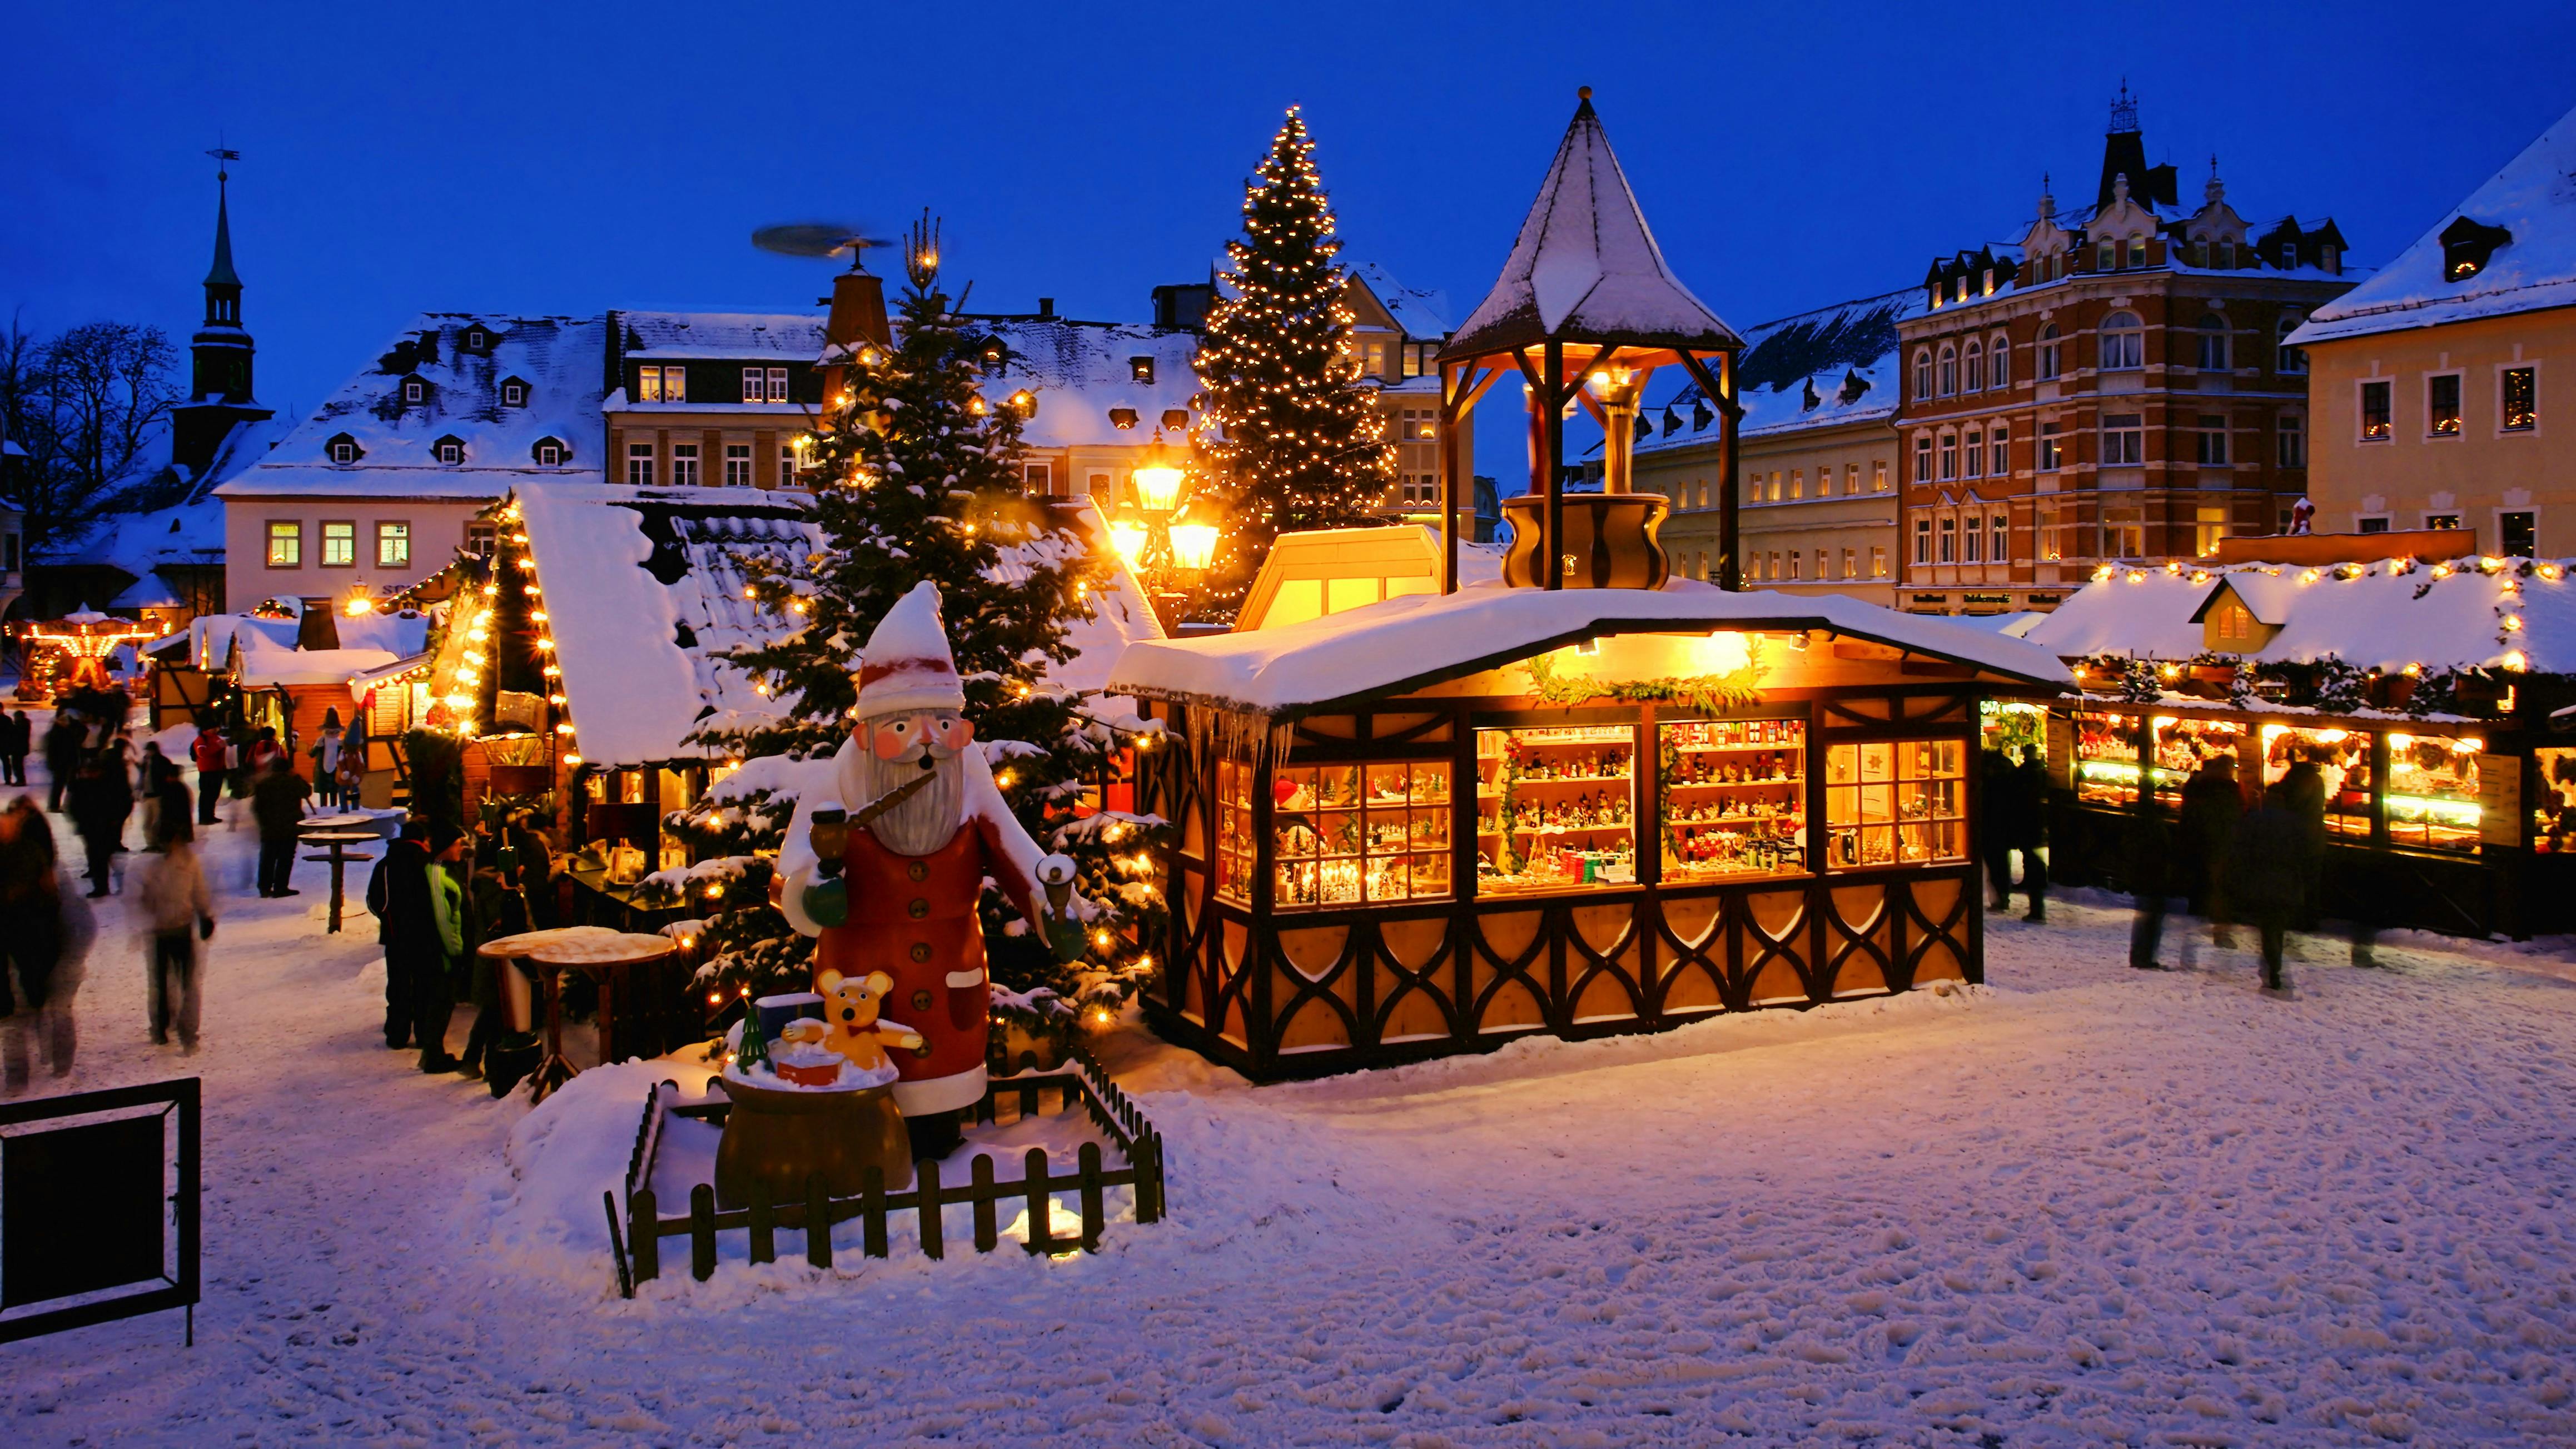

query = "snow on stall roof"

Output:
[[614, 311, 824, 361], [237, 644, 403, 689], [1446, 96, 1743, 358], [518, 486, 1161, 766], [981, 319, 1204, 450], [2022, 558, 2576, 674], [1108, 579, 2065, 717], [216, 313, 608, 500], [1351, 261, 1452, 341], [2291, 101, 2576, 345]]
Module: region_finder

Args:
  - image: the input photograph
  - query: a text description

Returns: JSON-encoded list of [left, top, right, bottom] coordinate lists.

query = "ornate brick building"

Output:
[[1893, 90, 2355, 613]]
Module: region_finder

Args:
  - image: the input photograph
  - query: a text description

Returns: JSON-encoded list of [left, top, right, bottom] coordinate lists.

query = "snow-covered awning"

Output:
[[1107, 579, 2068, 718], [347, 650, 435, 691], [2023, 557, 2576, 674], [237, 643, 401, 689]]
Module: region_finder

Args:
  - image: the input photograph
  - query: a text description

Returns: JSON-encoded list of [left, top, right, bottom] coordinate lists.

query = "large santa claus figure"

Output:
[[778, 581, 1076, 1153]]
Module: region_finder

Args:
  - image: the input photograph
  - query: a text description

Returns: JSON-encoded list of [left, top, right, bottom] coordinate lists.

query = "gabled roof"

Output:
[[978, 319, 1204, 451], [616, 312, 824, 361], [216, 313, 607, 500], [1350, 262, 1453, 342], [2292, 101, 2576, 345], [1445, 94, 1741, 360], [1640, 288, 1922, 452]]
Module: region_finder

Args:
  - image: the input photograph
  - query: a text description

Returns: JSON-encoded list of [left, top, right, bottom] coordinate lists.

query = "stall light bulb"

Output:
[[563, 754, 581, 765]]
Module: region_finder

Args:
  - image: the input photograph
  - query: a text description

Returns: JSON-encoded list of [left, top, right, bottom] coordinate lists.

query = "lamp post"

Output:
[[1111, 429, 1212, 630]]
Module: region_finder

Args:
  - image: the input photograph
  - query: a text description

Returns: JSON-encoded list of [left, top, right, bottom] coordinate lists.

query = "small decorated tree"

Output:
[[1190, 106, 1394, 620], [675, 218, 1168, 1047]]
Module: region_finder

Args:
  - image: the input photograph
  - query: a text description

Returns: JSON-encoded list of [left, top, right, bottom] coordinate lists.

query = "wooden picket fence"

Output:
[[605, 1045, 1166, 1291]]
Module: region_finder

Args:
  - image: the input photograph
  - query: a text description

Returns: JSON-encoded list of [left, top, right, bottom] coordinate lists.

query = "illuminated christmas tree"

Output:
[[678, 217, 1170, 1046], [1192, 107, 1394, 619]]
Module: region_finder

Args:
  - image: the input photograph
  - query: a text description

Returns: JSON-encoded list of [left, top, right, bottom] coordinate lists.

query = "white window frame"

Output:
[[1913, 349, 1933, 400], [1988, 425, 2009, 478], [2100, 312, 2144, 371], [1990, 332, 2011, 389], [670, 442, 700, 487], [2277, 414, 2306, 468], [319, 520, 356, 568], [2037, 325, 2062, 381], [502, 380, 525, 406], [435, 440, 463, 465], [1913, 519, 1932, 566], [266, 520, 301, 568], [2276, 315, 2308, 375], [1962, 430, 1983, 479], [2196, 415, 2230, 467], [2196, 316, 2229, 372], [766, 366, 789, 402], [2358, 379, 2394, 443], [2424, 371, 2464, 439], [376, 521, 411, 569], [2495, 507, 2540, 558], [742, 367, 765, 404], [1962, 512, 1983, 562], [1938, 516, 1957, 564], [1990, 514, 2008, 563], [1937, 344, 1958, 397], [1913, 435, 1933, 485], [2102, 413, 2145, 467], [536, 440, 563, 467], [626, 442, 655, 486], [330, 440, 356, 465], [724, 443, 753, 487], [2498, 361, 2540, 436], [1964, 340, 1984, 394], [402, 379, 424, 404]]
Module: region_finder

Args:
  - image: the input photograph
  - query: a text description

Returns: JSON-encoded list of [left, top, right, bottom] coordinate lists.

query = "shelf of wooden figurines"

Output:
[[1476, 725, 1640, 894], [1661, 718, 1809, 883]]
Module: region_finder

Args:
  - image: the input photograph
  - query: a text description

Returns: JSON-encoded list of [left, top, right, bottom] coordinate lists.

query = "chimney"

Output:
[[1038, 297, 1055, 318]]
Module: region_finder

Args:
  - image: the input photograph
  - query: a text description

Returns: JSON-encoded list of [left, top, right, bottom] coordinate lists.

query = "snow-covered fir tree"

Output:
[[674, 219, 1169, 1044], [1191, 106, 1393, 619]]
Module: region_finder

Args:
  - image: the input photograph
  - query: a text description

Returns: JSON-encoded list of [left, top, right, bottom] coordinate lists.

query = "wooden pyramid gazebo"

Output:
[[1435, 89, 1747, 595]]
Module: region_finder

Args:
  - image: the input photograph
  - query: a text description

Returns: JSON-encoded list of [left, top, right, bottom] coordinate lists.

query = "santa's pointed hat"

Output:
[[854, 581, 966, 717]]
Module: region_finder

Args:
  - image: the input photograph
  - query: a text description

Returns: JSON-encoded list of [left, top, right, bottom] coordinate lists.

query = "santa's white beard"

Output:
[[849, 743, 966, 857]]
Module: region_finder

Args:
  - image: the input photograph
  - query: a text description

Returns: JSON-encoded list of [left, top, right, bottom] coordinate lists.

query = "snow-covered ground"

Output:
[[8, 746, 2576, 1446]]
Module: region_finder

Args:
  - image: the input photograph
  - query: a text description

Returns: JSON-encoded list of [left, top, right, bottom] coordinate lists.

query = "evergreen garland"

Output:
[[673, 221, 1170, 1044], [1190, 107, 1394, 621], [1521, 650, 1766, 715], [2310, 654, 2367, 714]]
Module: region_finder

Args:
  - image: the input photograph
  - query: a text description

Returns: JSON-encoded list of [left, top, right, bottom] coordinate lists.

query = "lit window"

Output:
[[2196, 415, 2229, 466], [1842, 547, 1857, 579], [767, 366, 789, 402], [1871, 546, 1887, 577], [2428, 374, 2462, 437], [2360, 381, 2393, 441], [2040, 422, 2063, 471], [1991, 514, 2008, 562], [266, 521, 301, 567], [670, 442, 700, 486], [2100, 312, 2143, 371], [1872, 459, 1888, 492], [2426, 512, 2460, 529], [320, 521, 355, 566], [663, 366, 685, 403], [724, 444, 752, 486], [2102, 413, 2144, 466], [2500, 366, 2537, 431], [1129, 356, 1155, 384], [742, 367, 765, 404], [1824, 739, 1965, 870], [2277, 414, 2306, 467], [626, 442, 654, 486], [636, 366, 662, 402], [1787, 551, 1802, 580], [2037, 324, 2061, 381], [1790, 468, 1804, 499], [2097, 240, 2115, 271], [377, 521, 410, 568]]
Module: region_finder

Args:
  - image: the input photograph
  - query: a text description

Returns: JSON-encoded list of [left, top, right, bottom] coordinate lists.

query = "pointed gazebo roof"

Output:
[[1443, 91, 1741, 361]]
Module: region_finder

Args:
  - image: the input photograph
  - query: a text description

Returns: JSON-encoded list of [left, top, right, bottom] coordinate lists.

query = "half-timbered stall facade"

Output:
[[1108, 585, 2064, 1079]]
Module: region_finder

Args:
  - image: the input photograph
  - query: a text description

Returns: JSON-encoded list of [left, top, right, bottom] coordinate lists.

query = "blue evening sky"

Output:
[[8, 0, 2573, 481]]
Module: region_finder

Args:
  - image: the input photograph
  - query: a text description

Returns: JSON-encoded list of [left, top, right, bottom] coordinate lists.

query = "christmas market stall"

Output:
[[1107, 585, 2065, 1079], [2021, 554, 2576, 938], [17, 608, 157, 704]]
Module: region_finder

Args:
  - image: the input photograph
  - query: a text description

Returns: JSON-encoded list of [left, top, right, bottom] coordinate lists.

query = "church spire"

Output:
[[173, 146, 272, 482], [202, 146, 243, 318]]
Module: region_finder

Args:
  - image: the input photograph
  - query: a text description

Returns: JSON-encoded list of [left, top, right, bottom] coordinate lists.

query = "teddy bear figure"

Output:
[[777, 968, 924, 1076]]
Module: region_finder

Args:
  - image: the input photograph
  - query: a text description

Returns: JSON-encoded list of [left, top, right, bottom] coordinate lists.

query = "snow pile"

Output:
[[490, 1060, 689, 1284]]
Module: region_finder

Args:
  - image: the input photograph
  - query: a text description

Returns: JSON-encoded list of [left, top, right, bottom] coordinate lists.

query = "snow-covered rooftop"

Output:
[[1446, 95, 1742, 359], [216, 313, 608, 500], [1108, 579, 2065, 717], [981, 320, 1204, 451], [2290, 102, 2576, 345], [1351, 262, 1453, 342], [1642, 289, 1922, 453], [615, 311, 824, 361], [2022, 557, 2576, 675]]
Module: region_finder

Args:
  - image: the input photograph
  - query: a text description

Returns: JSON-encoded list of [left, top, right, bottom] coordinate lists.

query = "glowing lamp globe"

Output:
[[1132, 429, 1185, 514], [1167, 520, 1219, 573], [1108, 517, 1149, 569]]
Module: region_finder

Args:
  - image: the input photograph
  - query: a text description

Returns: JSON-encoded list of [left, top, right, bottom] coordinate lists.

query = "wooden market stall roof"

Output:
[[1106, 579, 2068, 719], [2022, 556, 2576, 674]]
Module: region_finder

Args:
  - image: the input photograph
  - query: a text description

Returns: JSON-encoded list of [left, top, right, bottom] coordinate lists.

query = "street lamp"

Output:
[[1132, 429, 1185, 514], [1167, 509, 1219, 574]]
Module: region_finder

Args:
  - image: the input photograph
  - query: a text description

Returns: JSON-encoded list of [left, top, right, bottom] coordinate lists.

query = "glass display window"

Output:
[[2383, 731, 2482, 853], [1215, 758, 1256, 905], [1476, 724, 1638, 894], [2148, 716, 2246, 806], [1980, 700, 2044, 761], [2072, 710, 2145, 806], [1659, 718, 1807, 883], [1270, 760, 1451, 909], [1824, 739, 1966, 870], [2535, 748, 2576, 854], [2259, 725, 2374, 842]]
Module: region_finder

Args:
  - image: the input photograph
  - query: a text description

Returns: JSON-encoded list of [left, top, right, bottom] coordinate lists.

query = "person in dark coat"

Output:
[[65, 753, 131, 898], [457, 865, 525, 1080], [2229, 782, 2307, 994], [2009, 744, 2050, 923], [1980, 748, 2018, 912], [2176, 755, 2244, 965], [505, 808, 557, 928], [42, 713, 83, 814], [366, 819, 436, 1052], [249, 756, 310, 897], [2125, 793, 2172, 969], [0, 797, 65, 1079], [0, 709, 28, 786], [2279, 755, 2328, 930]]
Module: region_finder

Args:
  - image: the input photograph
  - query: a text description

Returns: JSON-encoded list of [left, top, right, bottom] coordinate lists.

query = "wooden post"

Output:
[[861, 1166, 888, 1258], [1077, 1142, 1105, 1253], [971, 1155, 999, 1252], [917, 1157, 944, 1261], [1544, 340, 1565, 591], [1023, 1148, 1054, 1255], [804, 1173, 832, 1269], [688, 1184, 717, 1282], [629, 1187, 660, 1282], [1440, 359, 1461, 595], [1018, 1080, 1038, 1121], [1717, 351, 1740, 590], [603, 1192, 634, 1299], [747, 1180, 774, 1265]]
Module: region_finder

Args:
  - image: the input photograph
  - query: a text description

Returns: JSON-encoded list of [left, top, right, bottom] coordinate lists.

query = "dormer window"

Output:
[[1128, 357, 1155, 385], [2217, 241, 2235, 268], [533, 437, 566, 467], [433, 436, 465, 465], [468, 328, 486, 350], [1108, 407, 1140, 430], [500, 377, 528, 407], [2439, 216, 2510, 282], [326, 433, 363, 465], [2320, 246, 2338, 273], [1161, 408, 1190, 431], [2279, 241, 2297, 269], [402, 378, 425, 404]]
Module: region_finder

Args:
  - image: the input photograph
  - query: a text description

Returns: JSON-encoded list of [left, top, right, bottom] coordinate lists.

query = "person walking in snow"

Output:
[[365, 818, 436, 1053], [2279, 754, 2328, 931], [2007, 744, 2050, 923], [42, 712, 82, 814], [134, 813, 216, 1050], [0, 798, 71, 1091], [2228, 783, 2305, 995], [190, 723, 228, 826], [250, 755, 310, 897], [417, 825, 471, 1074], [456, 864, 525, 1081], [66, 751, 131, 898], [2176, 754, 2242, 959], [1980, 748, 2018, 912], [0, 708, 28, 787]]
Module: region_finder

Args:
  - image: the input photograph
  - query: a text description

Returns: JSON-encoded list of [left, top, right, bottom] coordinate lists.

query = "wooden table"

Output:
[[481, 929, 677, 1101], [300, 813, 380, 834], [299, 831, 380, 934]]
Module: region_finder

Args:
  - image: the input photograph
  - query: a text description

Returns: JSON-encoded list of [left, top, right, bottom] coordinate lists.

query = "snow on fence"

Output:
[[609, 1045, 1166, 1289]]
